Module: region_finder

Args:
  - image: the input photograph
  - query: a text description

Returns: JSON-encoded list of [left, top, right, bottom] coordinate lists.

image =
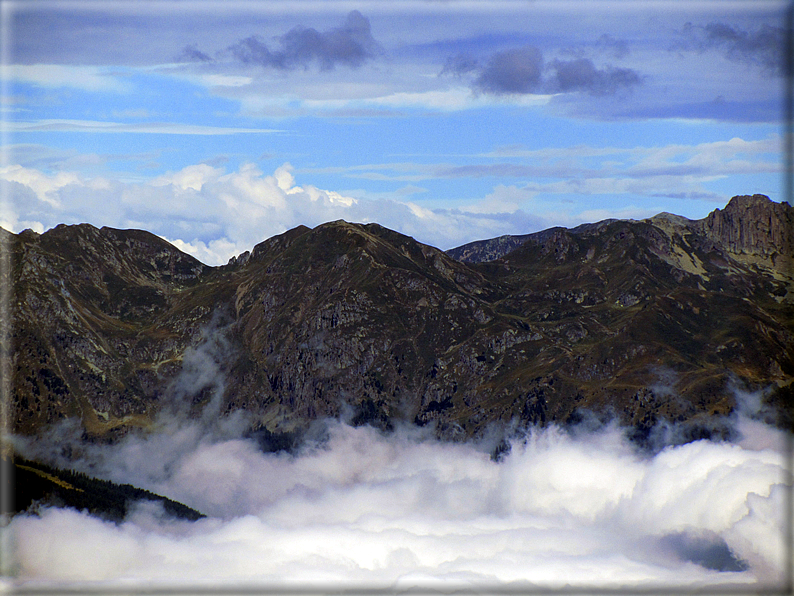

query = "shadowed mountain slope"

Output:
[[6, 195, 793, 441]]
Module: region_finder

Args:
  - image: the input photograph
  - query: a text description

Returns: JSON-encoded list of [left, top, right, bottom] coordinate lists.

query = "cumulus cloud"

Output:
[[5, 321, 790, 591], [6, 412, 790, 590], [227, 11, 382, 71], [1, 131, 781, 264], [0, 160, 551, 264], [677, 22, 786, 76], [0, 165, 79, 206]]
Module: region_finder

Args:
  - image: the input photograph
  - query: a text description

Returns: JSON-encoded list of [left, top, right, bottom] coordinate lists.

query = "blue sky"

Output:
[[1, 0, 788, 264]]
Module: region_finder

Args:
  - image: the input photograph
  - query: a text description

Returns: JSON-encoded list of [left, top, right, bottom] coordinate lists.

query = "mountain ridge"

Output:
[[5, 194, 793, 443], [448, 194, 792, 274]]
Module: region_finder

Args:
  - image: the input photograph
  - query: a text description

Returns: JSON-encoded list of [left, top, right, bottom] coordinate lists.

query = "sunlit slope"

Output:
[[7, 195, 792, 439]]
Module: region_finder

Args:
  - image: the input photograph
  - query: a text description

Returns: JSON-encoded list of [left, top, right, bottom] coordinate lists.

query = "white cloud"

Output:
[[200, 74, 253, 88], [298, 135, 780, 202], [6, 419, 789, 590], [292, 86, 555, 115], [7, 329, 788, 590], [576, 205, 659, 222], [165, 237, 244, 266], [151, 164, 222, 191], [1, 161, 551, 263], [460, 184, 532, 214], [0, 165, 81, 205], [0, 133, 779, 266]]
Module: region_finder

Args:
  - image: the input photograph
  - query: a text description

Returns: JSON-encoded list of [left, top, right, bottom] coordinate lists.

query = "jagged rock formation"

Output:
[[5, 195, 793, 440], [698, 194, 793, 272]]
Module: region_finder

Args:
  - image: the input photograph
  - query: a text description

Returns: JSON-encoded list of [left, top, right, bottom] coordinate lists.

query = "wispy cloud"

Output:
[[304, 136, 782, 188], [6, 65, 132, 92], [5, 120, 284, 135]]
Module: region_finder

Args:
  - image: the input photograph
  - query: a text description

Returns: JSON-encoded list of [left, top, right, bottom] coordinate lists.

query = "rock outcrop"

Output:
[[698, 194, 793, 272]]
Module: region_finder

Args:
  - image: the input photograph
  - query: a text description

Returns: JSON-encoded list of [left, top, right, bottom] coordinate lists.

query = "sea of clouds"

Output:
[[5, 411, 791, 593], [3, 323, 791, 593]]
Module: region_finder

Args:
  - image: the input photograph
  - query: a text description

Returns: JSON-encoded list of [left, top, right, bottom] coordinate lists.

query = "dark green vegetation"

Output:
[[5, 194, 793, 446], [3, 454, 204, 521]]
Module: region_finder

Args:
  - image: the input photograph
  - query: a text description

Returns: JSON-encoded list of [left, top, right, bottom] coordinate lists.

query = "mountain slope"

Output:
[[6, 454, 204, 521], [6, 194, 793, 442]]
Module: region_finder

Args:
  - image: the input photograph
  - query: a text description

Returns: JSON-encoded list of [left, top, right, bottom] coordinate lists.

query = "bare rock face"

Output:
[[7, 194, 794, 441], [698, 194, 793, 273]]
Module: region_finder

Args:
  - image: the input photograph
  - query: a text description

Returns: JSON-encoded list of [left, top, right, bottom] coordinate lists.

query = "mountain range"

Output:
[[4, 193, 792, 449]]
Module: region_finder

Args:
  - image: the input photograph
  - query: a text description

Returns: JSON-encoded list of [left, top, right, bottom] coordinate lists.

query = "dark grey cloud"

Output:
[[453, 45, 641, 97], [177, 44, 213, 63], [227, 10, 381, 71], [677, 22, 785, 75], [473, 46, 544, 94], [440, 53, 479, 77], [547, 58, 642, 96]]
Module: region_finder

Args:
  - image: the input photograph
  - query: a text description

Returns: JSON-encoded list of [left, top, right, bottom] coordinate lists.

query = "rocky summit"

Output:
[[5, 194, 793, 443]]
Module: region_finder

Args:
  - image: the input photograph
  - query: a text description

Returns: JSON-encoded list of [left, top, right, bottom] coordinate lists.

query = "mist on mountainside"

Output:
[[3, 194, 792, 591], [5, 316, 791, 591]]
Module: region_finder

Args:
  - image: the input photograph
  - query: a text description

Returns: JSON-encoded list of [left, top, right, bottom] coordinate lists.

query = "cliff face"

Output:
[[7, 195, 794, 440], [698, 194, 793, 271]]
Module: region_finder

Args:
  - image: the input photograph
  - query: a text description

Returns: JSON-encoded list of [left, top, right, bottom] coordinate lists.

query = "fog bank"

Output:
[[5, 413, 791, 592]]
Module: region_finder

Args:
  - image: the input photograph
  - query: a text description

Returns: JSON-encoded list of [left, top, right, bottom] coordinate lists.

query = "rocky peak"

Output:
[[698, 194, 793, 265]]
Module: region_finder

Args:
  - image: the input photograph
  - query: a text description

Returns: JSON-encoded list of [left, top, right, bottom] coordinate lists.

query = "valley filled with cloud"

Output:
[[1, 1, 790, 592], [7, 409, 789, 590]]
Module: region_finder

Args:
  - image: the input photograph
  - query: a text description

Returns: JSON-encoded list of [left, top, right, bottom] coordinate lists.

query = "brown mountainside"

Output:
[[5, 194, 793, 442]]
